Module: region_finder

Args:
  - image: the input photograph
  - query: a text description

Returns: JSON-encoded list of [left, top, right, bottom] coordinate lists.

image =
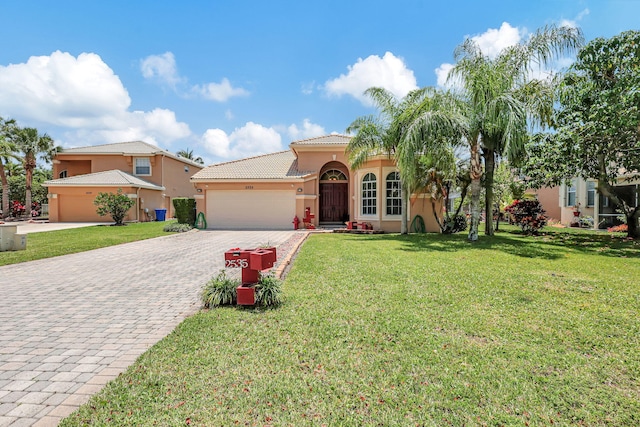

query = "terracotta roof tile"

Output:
[[44, 170, 164, 190], [289, 134, 352, 145], [191, 151, 310, 180]]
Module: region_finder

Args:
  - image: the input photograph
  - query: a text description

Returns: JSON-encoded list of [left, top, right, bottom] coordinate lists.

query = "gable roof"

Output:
[[57, 141, 204, 167], [44, 169, 165, 191], [289, 134, 352, 146], [191, 150, 311, 181]]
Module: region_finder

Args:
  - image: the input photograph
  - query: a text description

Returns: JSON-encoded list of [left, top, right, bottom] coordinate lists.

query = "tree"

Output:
[[0, 117, 18, 219], [94, 189, 135, 226], [524, 30, 640, 239], [346, 87, 431, 234], [176, 148, 204, 164], [13, 127, 57, 216], [449, 25, 584, 240]]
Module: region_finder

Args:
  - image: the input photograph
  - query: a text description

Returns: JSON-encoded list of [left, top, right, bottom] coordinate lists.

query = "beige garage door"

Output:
[[58, 194, 104, 222], [206, 190, 295, 229]]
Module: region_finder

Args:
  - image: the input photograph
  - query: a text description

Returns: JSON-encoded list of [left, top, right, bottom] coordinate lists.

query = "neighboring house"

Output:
[[190, 134, 442, 232], [537, 177, 640, 228], [44, 141, 203, 222]]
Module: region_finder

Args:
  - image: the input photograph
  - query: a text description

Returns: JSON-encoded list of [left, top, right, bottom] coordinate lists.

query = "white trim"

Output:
[[296, 194, 317, 200], [134, 157, 152, 176]]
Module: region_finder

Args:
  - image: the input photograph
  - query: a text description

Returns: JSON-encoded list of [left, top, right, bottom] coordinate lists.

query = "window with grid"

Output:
[[566, 180, 577, 206], [361, 173, 377, 215], [587, 181, 596, 207], [385, 172, 402, 215], [134, 157, 151, 176]]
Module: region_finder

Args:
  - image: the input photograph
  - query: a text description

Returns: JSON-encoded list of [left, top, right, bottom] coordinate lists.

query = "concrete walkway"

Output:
[[0, 229, 305, 427]]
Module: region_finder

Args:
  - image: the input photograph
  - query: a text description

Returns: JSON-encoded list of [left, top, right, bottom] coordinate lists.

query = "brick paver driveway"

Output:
[[0, 230, 300, 427]]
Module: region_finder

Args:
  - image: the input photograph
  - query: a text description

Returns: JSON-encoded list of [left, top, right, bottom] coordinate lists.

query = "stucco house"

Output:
[[191, 134, 442, 232], [44, 141, 203, 222], [535, 177, 639, 228]]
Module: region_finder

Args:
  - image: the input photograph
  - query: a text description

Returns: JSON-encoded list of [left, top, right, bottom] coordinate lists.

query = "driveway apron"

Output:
[[0, 230, 300, 427]]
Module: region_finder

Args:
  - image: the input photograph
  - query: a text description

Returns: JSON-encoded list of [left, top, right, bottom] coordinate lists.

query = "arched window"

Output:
[[320, 169, 347, 181], [386, 172, 402, 215], [59, 170, 68, 179], [361, 173, 377, 215]]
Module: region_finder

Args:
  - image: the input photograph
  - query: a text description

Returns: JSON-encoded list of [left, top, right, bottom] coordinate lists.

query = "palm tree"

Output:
[[346, 87, 431, 234], [176, 148, 204, 164], [0, 117, 19, 219], [14, 127, 57, 215], [449, 24, 583, 239]]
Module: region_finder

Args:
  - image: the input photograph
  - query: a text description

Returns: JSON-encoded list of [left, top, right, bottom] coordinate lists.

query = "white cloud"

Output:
[[200, 122, 282, 160], [287, 119, 325, 140], [224, 109, 234, 120], [560, 8, 589, 29], [301, 81, 316, 95], [193, 78, 249, 102], [324, 52, 418, 105], [0, 51, 191, 148], [470, 22, 522, 59], [140, 52, 183, 88], [435, 63, 455, 88]]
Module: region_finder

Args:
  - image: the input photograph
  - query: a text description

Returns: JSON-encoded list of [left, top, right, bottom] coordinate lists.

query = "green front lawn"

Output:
[[62, 228, 639, 426], [0, 221, 173, 266]]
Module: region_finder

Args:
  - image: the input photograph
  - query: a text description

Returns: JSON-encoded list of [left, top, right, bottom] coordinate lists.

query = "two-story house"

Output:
[[44, 141, 203, 222]]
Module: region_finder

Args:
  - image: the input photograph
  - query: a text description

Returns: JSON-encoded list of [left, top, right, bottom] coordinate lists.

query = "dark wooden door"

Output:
[[320, 183, 348, 222]]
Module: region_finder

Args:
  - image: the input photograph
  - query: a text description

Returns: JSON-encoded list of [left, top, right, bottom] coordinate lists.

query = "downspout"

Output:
[[161, 154, 166, 215], [136, 187, 140, 222]]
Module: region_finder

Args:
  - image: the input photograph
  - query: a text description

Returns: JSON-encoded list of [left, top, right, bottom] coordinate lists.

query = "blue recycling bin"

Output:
[[155, 208, 167, 221]]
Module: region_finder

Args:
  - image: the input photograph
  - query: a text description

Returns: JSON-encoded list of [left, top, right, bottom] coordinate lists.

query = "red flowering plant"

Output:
[[11, 200, 25, 217], [504, 199, 548, 235]]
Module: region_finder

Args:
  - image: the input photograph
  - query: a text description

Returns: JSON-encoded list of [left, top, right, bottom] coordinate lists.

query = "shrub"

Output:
[[163, 222, 193, 233], [443, 214, 467, 234], [201, 271, 238, 308], [173, 198, 196, 225], [94, 189, 135, 226], [504, 199, 547, 234], [255, 273, 283, 307]]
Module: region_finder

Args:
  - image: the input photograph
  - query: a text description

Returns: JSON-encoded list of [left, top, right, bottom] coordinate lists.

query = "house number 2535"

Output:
[[225, 259, 248, 268]]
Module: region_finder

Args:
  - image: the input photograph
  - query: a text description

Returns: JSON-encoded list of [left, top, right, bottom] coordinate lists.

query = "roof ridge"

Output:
[[291, 134, 350, 144]]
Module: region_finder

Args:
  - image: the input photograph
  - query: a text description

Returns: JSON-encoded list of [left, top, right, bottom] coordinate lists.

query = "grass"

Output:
[[61, 227, 640, 426], [0, 221, 174, 266]]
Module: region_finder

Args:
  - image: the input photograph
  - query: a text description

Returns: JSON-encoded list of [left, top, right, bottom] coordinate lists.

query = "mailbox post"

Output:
[[224, 247, 277, 305]]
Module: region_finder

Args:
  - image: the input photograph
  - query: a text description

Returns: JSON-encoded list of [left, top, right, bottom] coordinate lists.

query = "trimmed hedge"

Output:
[[173, 198, 196, 224]]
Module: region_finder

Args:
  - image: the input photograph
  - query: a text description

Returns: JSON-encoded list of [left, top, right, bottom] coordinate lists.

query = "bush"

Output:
[[443, 214, 467, 234], [255, 273, 283, 307], [201, 271, 238, 308], [504, 199, 548, 234], [163, 222, 193, 233], [94, 189, 135, 225], [173, 198, 196, 225]]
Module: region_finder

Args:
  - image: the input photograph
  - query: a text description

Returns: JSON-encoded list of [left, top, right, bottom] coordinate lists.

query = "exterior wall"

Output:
[[535, 186, 561, 221], [558, 178, 596, 226], [47, 186, 139, 223], [50, 152, 203, 222]]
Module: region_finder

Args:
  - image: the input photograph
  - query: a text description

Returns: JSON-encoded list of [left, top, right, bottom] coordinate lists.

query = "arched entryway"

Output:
[[319, 162, 349, 224]]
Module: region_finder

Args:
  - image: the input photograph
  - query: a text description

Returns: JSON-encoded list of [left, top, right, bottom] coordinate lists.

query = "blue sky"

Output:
[[0, 1, 638, 165]]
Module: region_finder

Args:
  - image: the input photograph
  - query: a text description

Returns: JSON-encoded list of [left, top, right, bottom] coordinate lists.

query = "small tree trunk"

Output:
[[467, 139, 483, 242], [25, 164, 33, 218], [400, 185, 409, 234], [483, 149, 495, 236], [626, 208, 640, 239], [0, 162, 8, 219]]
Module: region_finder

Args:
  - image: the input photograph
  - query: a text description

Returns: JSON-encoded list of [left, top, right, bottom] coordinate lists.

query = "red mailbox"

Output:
[[224, 246, 278, 305], [249, 247, 277, 271]]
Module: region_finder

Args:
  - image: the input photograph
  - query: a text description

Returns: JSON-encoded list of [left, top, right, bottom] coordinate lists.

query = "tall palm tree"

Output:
[[449, 24, 583, 239], [14, 127, 57, 215], [0, 117, 19, 219], [346, 87, 431, 234], [176, 148, 204, 164]]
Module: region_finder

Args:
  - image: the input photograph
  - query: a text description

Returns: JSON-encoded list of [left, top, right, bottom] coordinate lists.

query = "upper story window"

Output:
[[587, 181, 596, 207], [566, 179, 577, 207], [362, 173, 377, 215], [59, 170, 68, 179], [385, 171, 402, 215], [134, 157, 151, 176]]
